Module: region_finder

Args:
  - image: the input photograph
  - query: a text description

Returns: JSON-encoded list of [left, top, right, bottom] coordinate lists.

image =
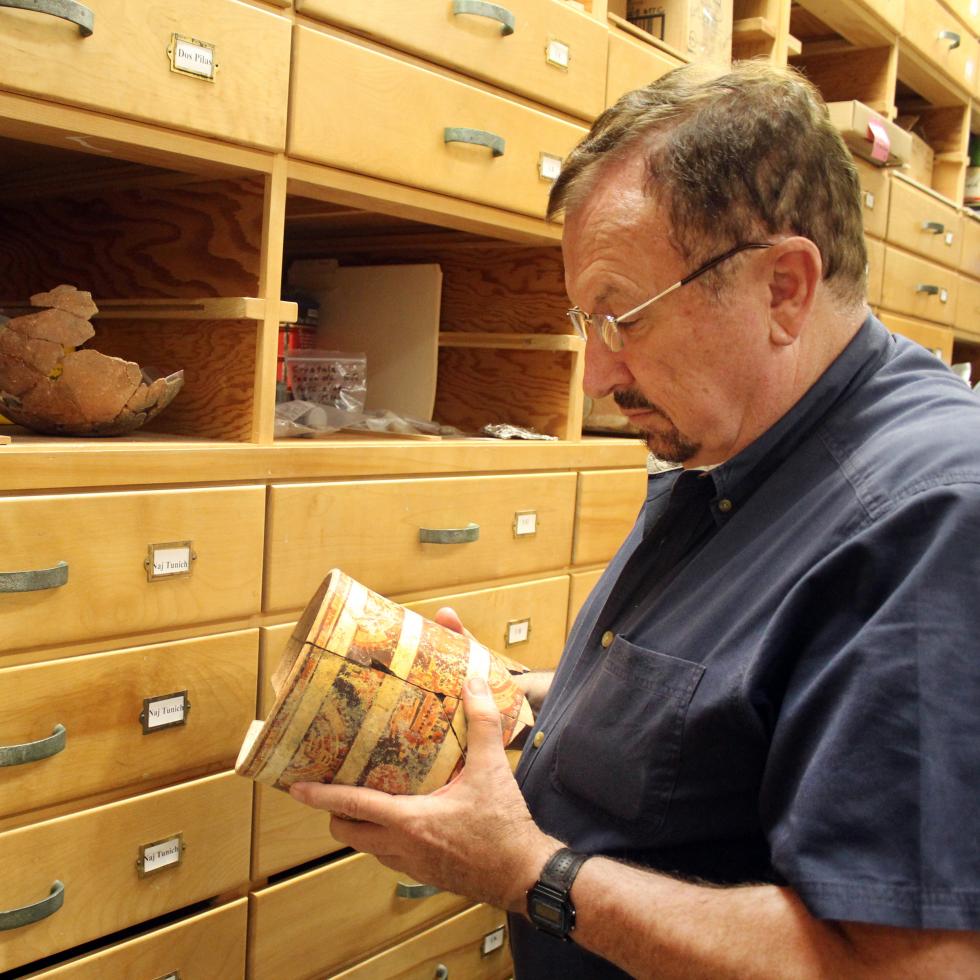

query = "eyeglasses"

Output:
[[567, 241, 773, 352]]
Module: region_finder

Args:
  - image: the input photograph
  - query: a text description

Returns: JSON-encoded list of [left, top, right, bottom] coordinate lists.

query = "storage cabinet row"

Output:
[[0, 463, 648, 977]]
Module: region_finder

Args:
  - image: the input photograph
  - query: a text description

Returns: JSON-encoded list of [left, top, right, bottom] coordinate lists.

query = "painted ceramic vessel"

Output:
[[236, 568, 533, 794]]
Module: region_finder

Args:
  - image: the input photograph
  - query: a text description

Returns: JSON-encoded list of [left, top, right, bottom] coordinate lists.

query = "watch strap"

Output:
[[539, 847, 590, 894]]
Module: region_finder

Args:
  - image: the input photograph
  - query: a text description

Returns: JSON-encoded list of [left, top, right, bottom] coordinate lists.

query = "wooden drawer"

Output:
[[864, 0, 905, 32], [294, 0, 607, 120], [264, 473, 577, 612], [605, 27, 685, 107], [961, 213, 980, 278], [878, 310, 955, 362], [944, 0, 980, 38], [248, 852, 469, 979], [881, 247, 959, 325], [886, 177, 963, 267], [0, 631, 258, 822], [26, 898, 247, 979], [0, 0, 290, 150], [332, 903, 512, 980], [903, 0, 977, 94], [854, 157, 890, 240], [568, 568, 604, 637], [251, 574, 569, 877], [866, 235, 885, 306], [0, 773, 251, 973], [954, 274, 980, 338], [289, 27, 587, 219], [572, 468, 647, 566], [0, 485, 264, 653]]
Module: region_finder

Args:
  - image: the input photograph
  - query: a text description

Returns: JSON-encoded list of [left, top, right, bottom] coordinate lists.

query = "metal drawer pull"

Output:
[[0, 881, 64, 931], [434, 965, 450, 980], [938, 29, 960, 49], [922, 220, 945, 234], [451, 0, 515, 36], [418, 522, 480, 544], [916, 284, 940, 295], [0, 560, 69, 594], [396, 881, 442, 899], [0, 724, 66, 768], [0, 0, 93, 36], [443, 127, 505, 157]]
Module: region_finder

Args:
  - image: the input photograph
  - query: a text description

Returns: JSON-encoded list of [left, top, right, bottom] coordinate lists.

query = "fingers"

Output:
[[289, 781, 397, 826], [434, 606, 472, 639], [461, 675, 506, 768]]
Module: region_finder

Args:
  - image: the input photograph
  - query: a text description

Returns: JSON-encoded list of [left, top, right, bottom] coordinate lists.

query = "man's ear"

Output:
[[767, 238, 822, 346]]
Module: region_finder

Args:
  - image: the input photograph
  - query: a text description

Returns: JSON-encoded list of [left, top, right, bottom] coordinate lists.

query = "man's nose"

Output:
[[582, 333, 632, 399]]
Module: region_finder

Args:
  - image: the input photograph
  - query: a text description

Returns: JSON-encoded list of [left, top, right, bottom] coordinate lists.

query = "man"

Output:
[[291, 63, 980, 977]]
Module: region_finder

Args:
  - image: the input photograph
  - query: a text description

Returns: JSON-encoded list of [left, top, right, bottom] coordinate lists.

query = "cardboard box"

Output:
[[625, 1, 733, 68], [826, 101, 912, 168], [902, 131, 935, 187]]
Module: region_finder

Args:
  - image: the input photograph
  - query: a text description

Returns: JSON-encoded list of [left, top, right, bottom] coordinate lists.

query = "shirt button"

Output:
[[532, 731, 545, 748], [601, 630, 615, 648], [717, 498, 733, 513]]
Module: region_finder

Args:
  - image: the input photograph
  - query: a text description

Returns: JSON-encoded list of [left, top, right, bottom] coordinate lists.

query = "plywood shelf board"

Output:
[[733, 16, 777, 42], [439, 332, 583, 351], [0, 297, 297, 321], [792, 0, 898, 48]]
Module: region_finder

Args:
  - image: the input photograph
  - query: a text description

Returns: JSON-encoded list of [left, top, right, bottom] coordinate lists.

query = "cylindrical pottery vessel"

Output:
[[236, 569, 534, 794]]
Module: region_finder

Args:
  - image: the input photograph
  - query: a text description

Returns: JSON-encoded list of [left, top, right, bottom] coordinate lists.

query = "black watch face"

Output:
[[529, 891, 572, 935]]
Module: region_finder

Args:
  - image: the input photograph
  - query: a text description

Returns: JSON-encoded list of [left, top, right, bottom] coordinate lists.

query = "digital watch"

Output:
[[526, 847, 591, 941]]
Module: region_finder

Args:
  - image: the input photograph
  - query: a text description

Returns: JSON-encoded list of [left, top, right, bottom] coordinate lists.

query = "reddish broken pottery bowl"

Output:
[[0, 284, 183, 436], [235, 569, 534, 794]]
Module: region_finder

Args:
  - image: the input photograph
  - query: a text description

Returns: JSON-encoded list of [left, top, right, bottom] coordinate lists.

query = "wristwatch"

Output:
[[526, 847, 591, 941]]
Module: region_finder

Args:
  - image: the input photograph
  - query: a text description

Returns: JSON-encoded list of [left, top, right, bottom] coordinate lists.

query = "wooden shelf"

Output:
[[1, 297, 298, 322], [733, 17, 777, 44], [438, 332, 584, 352]]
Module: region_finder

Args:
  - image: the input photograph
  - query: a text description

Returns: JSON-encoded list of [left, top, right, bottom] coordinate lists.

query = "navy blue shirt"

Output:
[[512, 316, 980, 978]]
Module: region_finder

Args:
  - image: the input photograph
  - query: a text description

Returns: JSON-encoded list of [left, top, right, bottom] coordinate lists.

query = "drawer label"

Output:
[[168, 34, 217, 82], [863, 190, 875, 210], [153, 973, 181, 980], [513, 510, 538, 536], [140, 691, 190, 734], [505, 617, 531, 647], [546, 38, 570, 70], [482, 925, 506, 955], [138, 833, 184, 878], [145, 541, 196, 581], [539, 152, 563, 182]]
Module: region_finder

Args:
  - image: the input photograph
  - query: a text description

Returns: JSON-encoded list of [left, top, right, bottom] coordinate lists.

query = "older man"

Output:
[[292, 63, 980, 978]]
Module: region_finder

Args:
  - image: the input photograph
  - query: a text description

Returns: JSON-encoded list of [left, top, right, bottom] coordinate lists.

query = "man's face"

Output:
[[561, 156, 773, 468]]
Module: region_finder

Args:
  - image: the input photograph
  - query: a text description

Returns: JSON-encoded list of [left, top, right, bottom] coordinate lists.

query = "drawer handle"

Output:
[[451, 0, 515, 36], [0, 881, 64, 931], [0, 724, 66, 768], [418, 522, 480, 544], [916, 284, 947, 302], [396, 881, 442, 899], [938, 29, 960, 50], [434, 965, 450, 980], [0, 560, 69, 594], [443, 127, 505, 158], [0, 0, 93, 36], [922, 220, 945, 235]]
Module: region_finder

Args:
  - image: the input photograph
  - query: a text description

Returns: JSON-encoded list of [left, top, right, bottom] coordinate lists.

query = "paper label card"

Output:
[[146, 541, 195, 581], [138, 834, 184, 878], [538, 153, 562, 182], [140, 691, 190, 734], [506, 618, 531, 647], [866, 119, 891, 163], [169, 34, 216, 81], [513, 511, 538, 536], [482, 925, 506, 955], [546, 39, 570, 69], [863, 191, 875, 210]]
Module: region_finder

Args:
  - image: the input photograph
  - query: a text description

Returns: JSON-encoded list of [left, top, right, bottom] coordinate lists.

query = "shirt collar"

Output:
[[708, 313, 889, 506]]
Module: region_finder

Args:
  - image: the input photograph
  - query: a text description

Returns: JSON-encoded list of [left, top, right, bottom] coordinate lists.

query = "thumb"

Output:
[[461, 675, 505, 767]]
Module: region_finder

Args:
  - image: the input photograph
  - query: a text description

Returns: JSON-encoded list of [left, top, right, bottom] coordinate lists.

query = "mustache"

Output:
[[613, 389, 657, 411]]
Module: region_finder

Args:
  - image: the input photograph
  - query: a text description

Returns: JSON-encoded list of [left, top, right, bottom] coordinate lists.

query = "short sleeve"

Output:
[[760, 482, 980, 929]]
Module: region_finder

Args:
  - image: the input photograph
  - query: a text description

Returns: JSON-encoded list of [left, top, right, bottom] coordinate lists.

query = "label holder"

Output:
[[168, 34, 217, 82], [137, 833, 185, 879], [145, 541, 196, 582], [139, 691, 191, 735]]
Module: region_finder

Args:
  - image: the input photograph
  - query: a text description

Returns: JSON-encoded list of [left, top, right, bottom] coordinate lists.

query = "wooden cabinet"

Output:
[[954, 274, 980, 338], [854, 158, 891, 240], [289, 26, 587, 219], [878, 310, 955, 361], [264, 474, 578, 611], [903, 0, 977, 95], [572, 468, 647, 567], [606, 26, 685, 106], [866, 235, 885, 306], [248, 852, 470, 979], [0, 773, 251, 972], [0, 0, 290, 149], [881, 246, 959, 324], [295, 0, 608, 120], [886, 177, 963, 266]]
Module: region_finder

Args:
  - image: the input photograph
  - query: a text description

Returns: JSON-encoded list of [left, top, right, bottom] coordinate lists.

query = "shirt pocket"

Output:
[[551, 637, 704, 834]]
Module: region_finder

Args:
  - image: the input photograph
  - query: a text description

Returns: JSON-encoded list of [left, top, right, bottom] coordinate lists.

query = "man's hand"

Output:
[[289, 675, 560, 913]]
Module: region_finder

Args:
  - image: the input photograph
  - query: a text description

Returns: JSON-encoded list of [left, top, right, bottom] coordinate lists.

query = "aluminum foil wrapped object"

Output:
[[236, 569, 534, 794], [0, 285, 183, 436]]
